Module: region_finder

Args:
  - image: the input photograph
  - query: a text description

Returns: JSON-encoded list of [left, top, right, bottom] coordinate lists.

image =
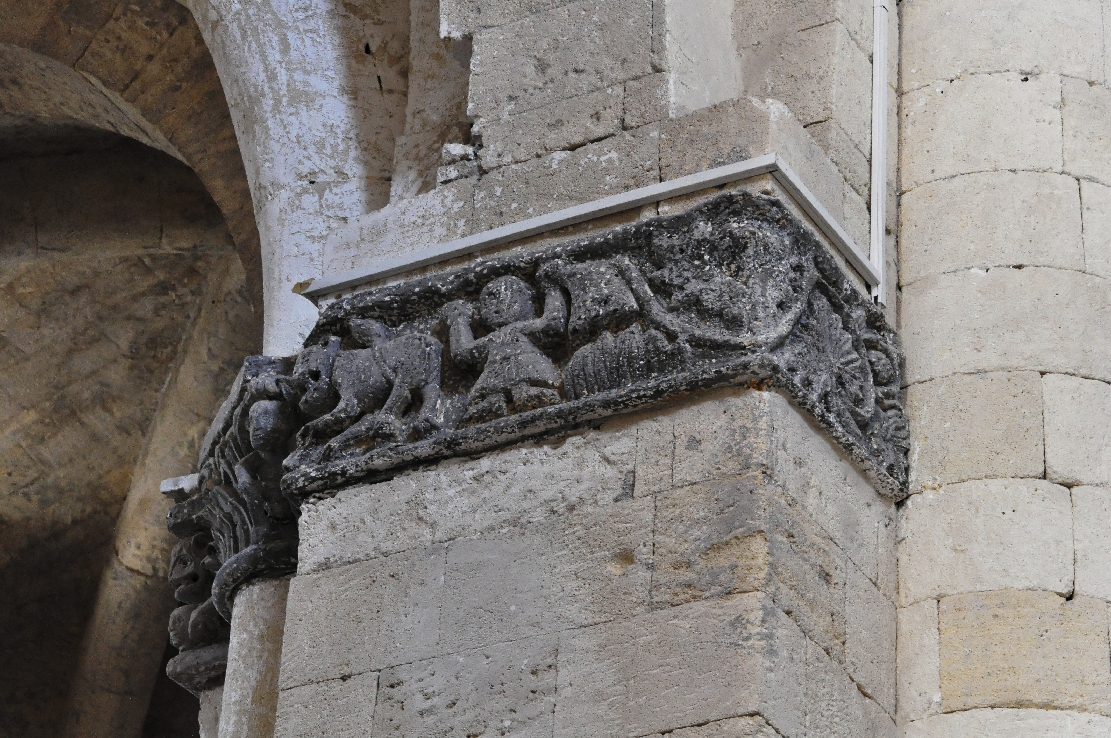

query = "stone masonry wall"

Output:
[[898, 1, 1111, 735], [274, 388, 897, 738]]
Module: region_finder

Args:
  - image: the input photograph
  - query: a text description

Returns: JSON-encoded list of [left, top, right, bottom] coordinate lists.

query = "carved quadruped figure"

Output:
[[287, 318, 449, 462], [444, 275, 568, 424]]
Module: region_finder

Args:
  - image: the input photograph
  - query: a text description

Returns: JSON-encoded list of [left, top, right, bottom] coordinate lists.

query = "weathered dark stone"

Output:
[[285, 191, 908, 498]]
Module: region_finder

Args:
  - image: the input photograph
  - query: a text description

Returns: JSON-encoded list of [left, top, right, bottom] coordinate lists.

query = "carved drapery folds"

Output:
[[163, 191, 908, 691]]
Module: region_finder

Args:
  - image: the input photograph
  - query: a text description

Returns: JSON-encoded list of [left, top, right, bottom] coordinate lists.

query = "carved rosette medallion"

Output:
[[163, 191, 908, 690]]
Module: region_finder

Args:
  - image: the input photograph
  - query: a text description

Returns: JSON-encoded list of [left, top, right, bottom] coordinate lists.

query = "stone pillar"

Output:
[[62, 255, 256, 738], [217, 579, 291, 738], [898, 0, 1111, 734], [182, 0, 411, 355]]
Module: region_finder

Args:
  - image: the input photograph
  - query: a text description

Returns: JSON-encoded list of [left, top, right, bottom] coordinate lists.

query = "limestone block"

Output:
[[274, 672, 378, 738], [1082, 180, 1111, 278], [468, 0, 652, 119], [939, 590, 1111, 714], [660, 97, 845, 224], [472, 128, 658, 231], [898, 600, 941, 724], [643, 716, 781, 738], [902, 0, 1103, 91], [905, 708, 1111, 738], [198, 686, 223, 738], [297, 424, 636, 572], [1044, 373, 1111, 486], [906, 372, 1045, 491], [757, 20, 873, 156], [1064, 77, 1111, 186], [439, 498, 653, 651], [374, 635, 558, 737], [901, 74, 1062, 192], [1072, 487, 1111, 601], [653, 476, 847, 661], [804, 637, 876, 737], [842, 180, 869, 255], [807, 119, 870, 199], [671, 390, 773, 488], [846, 566, 896, 715], [219, 578, 290, 738], [662, 0, 743, 116], [624, 73, 669, 129], [475, 87, 623, 170], [900, 172, 1084, 285], [901, 267, 1111, 385], [553, 593, 806, 738], [279, 546, 445, 690], [898, 480, 1073, 606], [321, 178, 475, 276], [633, 413, 674, 496], [439, 0, 568, 38]]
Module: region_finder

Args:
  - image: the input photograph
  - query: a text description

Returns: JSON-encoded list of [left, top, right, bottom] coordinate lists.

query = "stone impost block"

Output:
[[898, 599, 941, 725], [373, 635, 558, 737], [1072, 486, 1111, 602], [642, 716, 781, 738], [321, 178, 474, 276], [846, 565, 896, 715], [296, 424, 636, 573], [1082, 180, 1111, 279], [279, 546, 445, 690], [553, 593, 805, 738], [939, 590, 1111, 714], [468, 0, 652, 119], [439, 0, 567, 37], [901, 267, 1111, 385], [660, 97, 844, 224], [472, 127, 659, 231], [670, 390, 774, 488], [438, 498, 653, 652], [652, 475, 847, 661], [274, 672, 378, 738], [1044, 373, 1111, 486], [900, 74, 1062, 192], [898, 479, 1073, 607], [906, 371, 1045, 491], [899, 172, 1084, 285], [623, 73, 669, 129], [901, 0, 1103, 91], [1064, 77, 1111, 186], [905, 709, 1111, 738], [474, 87, 623, 170]]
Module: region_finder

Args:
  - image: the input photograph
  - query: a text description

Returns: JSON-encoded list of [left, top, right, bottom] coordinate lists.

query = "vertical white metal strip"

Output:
[[870, 0, 890, 304]]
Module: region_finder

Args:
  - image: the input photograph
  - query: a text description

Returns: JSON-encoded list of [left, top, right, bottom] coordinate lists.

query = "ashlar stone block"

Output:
[[1072, 486, 1111, 602], [846, 565, 896, 715], [553, 593, 805, 738], [902, 0, 1103, 91], [623, 73, 669, 129], [1082, 179, 1111, 279], [373, 635, 558, 738], [1044, 373, 1111, 486], [297, 424, 636, 573], [898, 479, 1073, 607], [1064, 77, 1111, 186], [642, 716, 781, 738], [274, 672, 378, 738], [899, 172, 1083, 285], [901, 73, 1061, 192], [474, 87, 623, 170], [279, 546, 445, 690], [901, 267, 1111, 385], [905, 708, 1111, 738], [898, 599, 941, 725], [468, 0, 652, 119], [472, 127, 658, 231], [939, 590, 1111, 715], [906, 371, 1045, 492]]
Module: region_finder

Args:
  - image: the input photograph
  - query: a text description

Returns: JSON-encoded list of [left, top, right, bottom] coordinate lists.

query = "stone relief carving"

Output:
[[163, 191, 908, 690]]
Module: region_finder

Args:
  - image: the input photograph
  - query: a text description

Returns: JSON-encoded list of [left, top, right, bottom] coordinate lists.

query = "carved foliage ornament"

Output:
[[163, 191, 908, 691]]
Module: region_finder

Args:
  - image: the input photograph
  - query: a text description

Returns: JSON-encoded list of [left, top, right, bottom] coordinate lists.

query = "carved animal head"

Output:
[[348, 318, 391, 348], [292, 338, 341, 418], [169, 535, 215, 605], [248, 399, 296, 452], [479, 276, 536, 328]]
